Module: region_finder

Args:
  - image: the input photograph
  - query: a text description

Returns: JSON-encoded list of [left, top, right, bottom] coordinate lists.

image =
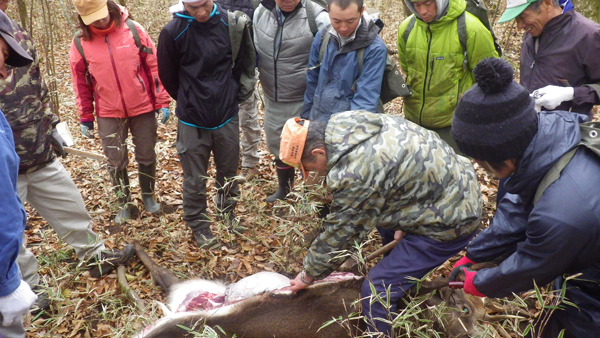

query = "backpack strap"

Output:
[[228, 10, 249, 67], [351, 48, 365, 92], [457, 11, 468, 72], [74, 31, 93, 85], [74, 32, 87, 68], [534, 147, 578, 205], [318, 29, 330, 62], [305, 0, 318, 36], [125, 18, 153, 55], [402, 16, 416, 45]]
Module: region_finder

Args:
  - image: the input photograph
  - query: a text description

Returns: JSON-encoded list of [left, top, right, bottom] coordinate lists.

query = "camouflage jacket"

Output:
[[304, 111, 482, 279], [0, 18, 58, 174]]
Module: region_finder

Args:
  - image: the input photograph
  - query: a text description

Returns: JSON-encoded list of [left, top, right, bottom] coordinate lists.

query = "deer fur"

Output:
[[133, 241, 500, 338], [133, 241, 363, 338]]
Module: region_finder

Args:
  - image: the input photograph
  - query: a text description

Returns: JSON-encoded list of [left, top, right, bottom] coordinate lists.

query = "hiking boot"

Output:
[[218, 211, 244, 232], [30, 286, 50, 315], [88, 244, 135, 278], [193, 228, 217, 248], [241, 166, 259, 182]]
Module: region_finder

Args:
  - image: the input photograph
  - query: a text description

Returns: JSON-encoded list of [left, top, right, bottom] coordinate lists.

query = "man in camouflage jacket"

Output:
[[284, 111, 482, 336], [0, 9, 133, 336]]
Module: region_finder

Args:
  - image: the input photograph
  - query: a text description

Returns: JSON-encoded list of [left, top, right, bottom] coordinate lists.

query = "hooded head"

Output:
[[0, 10, 32, 69], [404, 0, 449, 23]]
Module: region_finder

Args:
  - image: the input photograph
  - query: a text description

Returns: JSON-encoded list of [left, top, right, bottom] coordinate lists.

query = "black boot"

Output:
[[265, 165, 295, 203], [190, 217, 217, 248], [139, 163, 161, 214], [88, 244, 135, 278], [109, 168, 132, 226]]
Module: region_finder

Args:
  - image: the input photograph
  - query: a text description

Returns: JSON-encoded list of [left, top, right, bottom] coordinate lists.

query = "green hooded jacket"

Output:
[[397, 0, 498, 129], [304, 111, 482, 279]]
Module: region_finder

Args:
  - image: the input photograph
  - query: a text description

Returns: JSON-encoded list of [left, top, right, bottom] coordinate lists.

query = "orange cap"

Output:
[[280, 117, 310, 179]]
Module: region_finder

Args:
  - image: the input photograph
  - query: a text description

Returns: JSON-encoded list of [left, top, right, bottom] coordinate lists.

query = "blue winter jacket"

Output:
[[0, 111, 26, 297], [465, 111, 600, 337], [301, 15, 387, 120]]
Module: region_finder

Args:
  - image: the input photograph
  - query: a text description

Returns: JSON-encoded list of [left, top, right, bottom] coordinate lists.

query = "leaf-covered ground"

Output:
[[11, 0, 582, 337]]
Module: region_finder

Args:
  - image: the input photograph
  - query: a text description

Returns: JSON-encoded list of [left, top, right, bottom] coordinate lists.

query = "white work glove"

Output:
[[0, 280, 37, 326], [532, 85, 574, 112]]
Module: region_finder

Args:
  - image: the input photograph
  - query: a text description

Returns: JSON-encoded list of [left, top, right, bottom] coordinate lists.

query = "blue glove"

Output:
[[81, 121, 94, 138], [158, 108, 170, 124]]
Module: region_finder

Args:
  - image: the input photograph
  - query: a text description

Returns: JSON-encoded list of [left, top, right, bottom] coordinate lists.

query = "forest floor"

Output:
[[7, 0, 582, 337]]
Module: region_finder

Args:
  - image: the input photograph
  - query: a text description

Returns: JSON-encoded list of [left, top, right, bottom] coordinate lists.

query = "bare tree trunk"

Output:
[[39, 0, 60, 116], [56, 0, 77, 35], [15, 0, 28, 32]]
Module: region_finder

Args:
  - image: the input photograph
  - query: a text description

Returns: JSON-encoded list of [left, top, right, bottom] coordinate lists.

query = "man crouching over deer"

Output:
[[282, 111, 483, 337]]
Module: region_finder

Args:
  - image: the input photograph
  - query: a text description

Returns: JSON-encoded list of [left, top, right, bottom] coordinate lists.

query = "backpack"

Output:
[[534, 122, 600, 205], [74, 18, 152, 84], [227, 10, 251, 66], [318, 30, 412, 107], [255, 0, 325, 36], [402, 0, 502, 71]]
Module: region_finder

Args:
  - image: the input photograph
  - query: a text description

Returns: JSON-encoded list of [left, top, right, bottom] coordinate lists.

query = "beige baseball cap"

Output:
[[72, 0, 109, 25], [279, 117, 310, 179]]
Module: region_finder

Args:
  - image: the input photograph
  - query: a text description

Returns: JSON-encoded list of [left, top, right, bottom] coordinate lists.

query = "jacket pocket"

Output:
[[136, 62, 146, 93]]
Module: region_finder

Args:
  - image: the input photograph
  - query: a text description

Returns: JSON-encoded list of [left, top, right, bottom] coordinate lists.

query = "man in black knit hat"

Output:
[[450, 57, 600, 338]]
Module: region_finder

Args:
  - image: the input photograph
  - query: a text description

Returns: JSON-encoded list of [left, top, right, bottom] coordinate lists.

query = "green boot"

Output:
[[109, 168, 132, 226], [139, 163, 161, 214]]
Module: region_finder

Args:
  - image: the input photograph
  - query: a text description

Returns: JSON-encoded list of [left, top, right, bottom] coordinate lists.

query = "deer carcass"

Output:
[[133, 240, 498, 338], [133, 241, 364, 338]]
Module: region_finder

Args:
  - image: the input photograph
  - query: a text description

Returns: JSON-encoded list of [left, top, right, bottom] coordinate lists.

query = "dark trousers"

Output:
[[176, 118, 240, 232], [362, 232, 475, 337], [97, 112, 158, 170]]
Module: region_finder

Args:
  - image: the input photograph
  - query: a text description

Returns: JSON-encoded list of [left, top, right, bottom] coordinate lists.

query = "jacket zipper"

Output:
[[106, 35, 128, 117], [428, 57, 435, 91], [136, 62, 146, 92], [418, 24, 433, 126], [273, 9, 285, 101]]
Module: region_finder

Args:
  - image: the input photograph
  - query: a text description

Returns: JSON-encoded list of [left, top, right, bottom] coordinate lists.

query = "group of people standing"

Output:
[[0, 0, 599, 337]]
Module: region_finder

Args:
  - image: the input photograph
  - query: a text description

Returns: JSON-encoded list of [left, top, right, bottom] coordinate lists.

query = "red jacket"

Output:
[[69, 7, 170, 122]]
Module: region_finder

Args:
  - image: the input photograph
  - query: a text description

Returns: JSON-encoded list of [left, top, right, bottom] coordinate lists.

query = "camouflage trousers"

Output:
[[238, 87, 261, 169]]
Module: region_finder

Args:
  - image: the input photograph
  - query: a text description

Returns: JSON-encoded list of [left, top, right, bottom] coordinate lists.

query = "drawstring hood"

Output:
[[173, 3, 220, 40]]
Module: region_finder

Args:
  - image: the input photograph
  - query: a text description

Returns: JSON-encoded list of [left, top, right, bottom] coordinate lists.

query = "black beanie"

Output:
[[452, 58, 538, 162]]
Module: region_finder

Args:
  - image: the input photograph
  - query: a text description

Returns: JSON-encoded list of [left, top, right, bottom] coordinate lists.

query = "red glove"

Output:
[[453, 256, 476, 270], [461, 267, 486, 297]]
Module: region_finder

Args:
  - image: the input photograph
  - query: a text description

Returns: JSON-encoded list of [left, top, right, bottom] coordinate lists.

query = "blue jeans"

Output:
[[361, 232, 475, 336]]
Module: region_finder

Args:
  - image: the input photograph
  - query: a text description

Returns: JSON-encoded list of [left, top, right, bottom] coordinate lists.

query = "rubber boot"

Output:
[[265, 165, 295, 203], [109, 168, 132, 226], [139, 163, 161, 214]]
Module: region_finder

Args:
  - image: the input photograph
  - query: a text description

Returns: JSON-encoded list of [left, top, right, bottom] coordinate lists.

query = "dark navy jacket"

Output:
[[466, 111, 600, 336]]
